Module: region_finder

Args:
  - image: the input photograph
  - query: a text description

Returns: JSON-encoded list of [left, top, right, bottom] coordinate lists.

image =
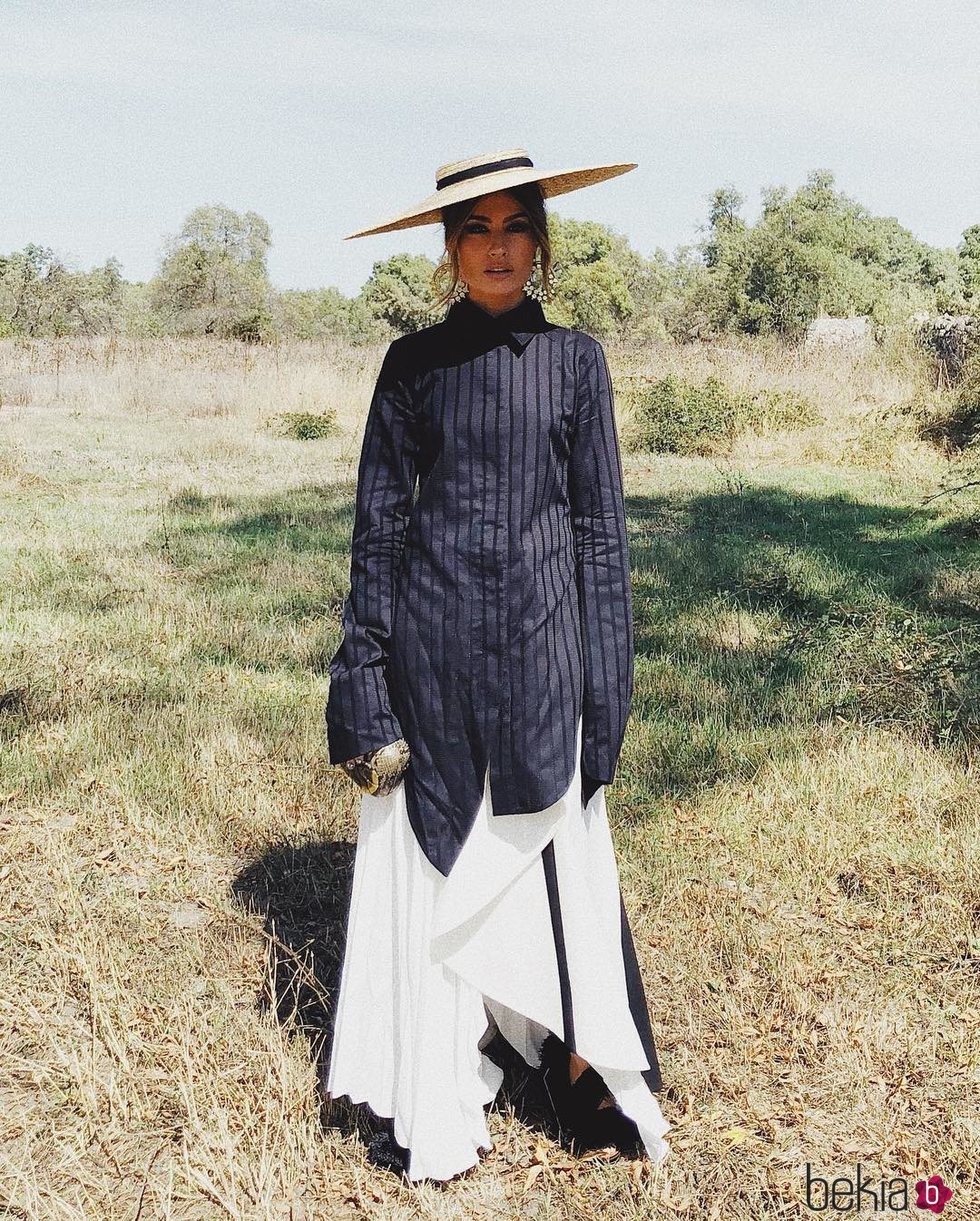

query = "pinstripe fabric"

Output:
[[325, 294, 634, 876]]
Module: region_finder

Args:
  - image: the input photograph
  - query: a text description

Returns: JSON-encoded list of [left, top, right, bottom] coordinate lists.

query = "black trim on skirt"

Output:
[[619, 892, 664, 1093], [541, 839, 575, 1050], [540, 838, 665, 1094]]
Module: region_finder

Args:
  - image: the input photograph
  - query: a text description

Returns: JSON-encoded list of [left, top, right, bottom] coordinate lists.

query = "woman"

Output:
[[324, 149, 672, 1183]]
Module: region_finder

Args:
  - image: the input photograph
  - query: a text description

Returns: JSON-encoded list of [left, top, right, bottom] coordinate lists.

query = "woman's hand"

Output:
[[337, 738, 410, 796]]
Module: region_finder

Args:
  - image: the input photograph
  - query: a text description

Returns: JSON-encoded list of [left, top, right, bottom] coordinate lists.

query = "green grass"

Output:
[[625, 484, 980, 798]]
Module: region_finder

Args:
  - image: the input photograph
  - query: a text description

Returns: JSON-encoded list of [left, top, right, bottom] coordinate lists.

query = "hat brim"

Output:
[[344, 162, 637, 240]]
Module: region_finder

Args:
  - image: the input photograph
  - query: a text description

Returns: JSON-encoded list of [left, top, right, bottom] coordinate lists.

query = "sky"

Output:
[[3, 0, 979, 295]]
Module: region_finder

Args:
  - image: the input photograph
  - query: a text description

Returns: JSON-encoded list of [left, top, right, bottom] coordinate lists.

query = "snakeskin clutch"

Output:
[[335, 737, 410, 797]]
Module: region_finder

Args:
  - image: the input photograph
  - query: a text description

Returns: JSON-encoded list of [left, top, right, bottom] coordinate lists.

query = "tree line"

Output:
[[3, 170, 978, 345]]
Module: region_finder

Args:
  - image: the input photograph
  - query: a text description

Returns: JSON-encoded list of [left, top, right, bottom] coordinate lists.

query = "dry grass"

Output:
[[0, 335, 978, 1219]]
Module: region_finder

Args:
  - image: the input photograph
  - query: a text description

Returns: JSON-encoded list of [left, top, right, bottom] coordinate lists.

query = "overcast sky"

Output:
[[3, 0, 979, 294]]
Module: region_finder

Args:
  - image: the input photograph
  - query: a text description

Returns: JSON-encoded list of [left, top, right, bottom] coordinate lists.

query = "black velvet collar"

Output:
[[444, 294, 552, 353]]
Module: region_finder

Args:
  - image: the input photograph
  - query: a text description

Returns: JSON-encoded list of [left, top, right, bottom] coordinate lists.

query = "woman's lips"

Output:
[[485, 268, 513, 275]]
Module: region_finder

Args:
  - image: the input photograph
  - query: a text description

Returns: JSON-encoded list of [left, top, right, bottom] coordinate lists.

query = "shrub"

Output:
[[844, 394, 929, 470], [275, 410, 337, 441], [950, 360, 980, 444], [917, 356, 980, 453], [623, 375, 818, 456], [274, 288, 386, 343], [626, 374, 741, 455], [228, 309, 274, 344], [749, 388, 820, 432], [918, 398, 980, 454]]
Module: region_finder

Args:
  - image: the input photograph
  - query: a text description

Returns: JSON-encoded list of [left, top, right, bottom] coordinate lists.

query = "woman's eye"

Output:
[[507, 222, 530, 233], [464, 224, 488, 235]]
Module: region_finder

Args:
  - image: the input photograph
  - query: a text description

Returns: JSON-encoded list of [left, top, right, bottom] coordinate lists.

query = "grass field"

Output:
[[1, 334, 978, 1219]]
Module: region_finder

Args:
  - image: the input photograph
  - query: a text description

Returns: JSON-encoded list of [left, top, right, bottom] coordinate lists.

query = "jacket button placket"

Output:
[[475, 356, 502, 777], [497, 349, 512, 805]]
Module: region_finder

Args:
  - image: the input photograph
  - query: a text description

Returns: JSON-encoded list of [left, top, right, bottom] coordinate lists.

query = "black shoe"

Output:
[[539, 1034, 643, 1158], [366, 1125, 408, 1175]]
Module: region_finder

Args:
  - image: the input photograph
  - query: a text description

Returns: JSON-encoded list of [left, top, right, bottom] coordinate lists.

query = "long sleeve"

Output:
[[569, 337, 635, 799], [325, 342, 419, 764]]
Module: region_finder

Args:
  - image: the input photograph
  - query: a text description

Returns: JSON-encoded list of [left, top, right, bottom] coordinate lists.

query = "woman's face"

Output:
[[456, 190, 538, 315]]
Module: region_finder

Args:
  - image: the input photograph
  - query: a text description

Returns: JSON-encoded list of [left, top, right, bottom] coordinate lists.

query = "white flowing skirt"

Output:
[[325, 717, 672, 1182]]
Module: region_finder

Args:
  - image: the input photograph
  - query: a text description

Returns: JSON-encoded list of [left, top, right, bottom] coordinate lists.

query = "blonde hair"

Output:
[[432, 182, 552, 307]]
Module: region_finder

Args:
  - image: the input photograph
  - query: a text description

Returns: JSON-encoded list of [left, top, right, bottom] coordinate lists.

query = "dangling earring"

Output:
[[524, 256, 545, 302], [524, 256, 562, 303], [447, 277, 469, 305]]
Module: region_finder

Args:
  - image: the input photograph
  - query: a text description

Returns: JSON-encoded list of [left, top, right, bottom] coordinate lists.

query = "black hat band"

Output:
[[436, 155, 534, 191]]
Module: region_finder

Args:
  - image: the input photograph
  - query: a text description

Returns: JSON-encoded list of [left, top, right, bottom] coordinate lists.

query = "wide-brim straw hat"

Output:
[[345, 148, 636, 240]]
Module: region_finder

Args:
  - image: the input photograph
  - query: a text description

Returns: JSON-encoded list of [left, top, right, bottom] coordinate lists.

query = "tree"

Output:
[[274, 286, 385, 343], [0, 245, 123, 337], [686, 169, 967, 339], [544, 215, 640, 340], [703, 186, 746, 268], [959, 225, 980, 305], [360, 253, 438, 334], [150, 205, 273, 340]]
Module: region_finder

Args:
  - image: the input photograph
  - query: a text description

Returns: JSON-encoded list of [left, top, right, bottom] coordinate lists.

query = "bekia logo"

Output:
[[804, 1164, 953, 1213], [914, 1177, 953, 1214]]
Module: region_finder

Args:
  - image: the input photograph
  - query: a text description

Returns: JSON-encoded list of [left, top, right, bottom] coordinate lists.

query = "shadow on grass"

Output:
[[159, 482, 359, 670], [230, 841, 562, 1177], [624, 483, 979, 794]]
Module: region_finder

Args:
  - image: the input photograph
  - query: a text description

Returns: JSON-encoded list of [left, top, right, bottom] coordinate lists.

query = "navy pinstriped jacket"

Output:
[[325, 294, 634, 877]]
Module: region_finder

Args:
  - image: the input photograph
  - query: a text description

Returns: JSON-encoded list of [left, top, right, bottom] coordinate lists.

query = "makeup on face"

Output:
[[457, 192, 538, 312]]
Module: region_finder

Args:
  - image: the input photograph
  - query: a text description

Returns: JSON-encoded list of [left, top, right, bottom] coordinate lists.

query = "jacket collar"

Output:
[[444, 294, 551, 354]]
